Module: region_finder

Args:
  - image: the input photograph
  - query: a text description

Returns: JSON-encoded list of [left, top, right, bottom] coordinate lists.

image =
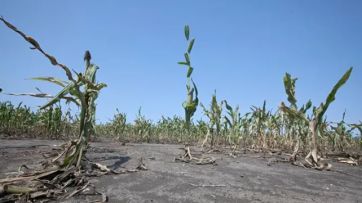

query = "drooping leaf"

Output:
[[224, 100, 233, 112], [31, 77, 68, 87], [0, 17, 76, 82], [279, 102, 308, 124], [191, 78, 198, 98], [225, 116, 232, 127], [40, 83, 75, 109], [7, 92, 53, 98]]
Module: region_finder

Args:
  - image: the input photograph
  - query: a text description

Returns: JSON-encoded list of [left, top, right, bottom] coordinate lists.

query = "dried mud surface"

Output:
[[0, 139, 361, 203]]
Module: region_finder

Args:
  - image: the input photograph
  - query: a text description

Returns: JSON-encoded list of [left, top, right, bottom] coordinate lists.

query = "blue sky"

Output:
[[0, 0, 361, 123]]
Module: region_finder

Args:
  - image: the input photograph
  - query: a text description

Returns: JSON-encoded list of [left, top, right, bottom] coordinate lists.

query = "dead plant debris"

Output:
[[175, 147, 216, 165], [0, 141, 146, 202]]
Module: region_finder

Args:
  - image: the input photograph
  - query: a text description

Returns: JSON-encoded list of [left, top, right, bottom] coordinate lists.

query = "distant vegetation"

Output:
[[1, 92, 361, 152]]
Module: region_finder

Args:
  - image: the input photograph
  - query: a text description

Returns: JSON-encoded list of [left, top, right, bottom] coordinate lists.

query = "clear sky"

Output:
[[0, 0, 361, 124]]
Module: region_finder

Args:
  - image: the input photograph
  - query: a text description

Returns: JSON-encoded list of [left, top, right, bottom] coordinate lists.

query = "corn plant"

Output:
[[110, 109, 127, 141], [267, 113, 283, 149], [133, 107, 153, 142], [178, 25, 199, 130], [201, 92, 223, 147], [328, 111, 354, 152], [0, 17, 106, 168], [280, 73, 312, 160], [249, 101, 272, 148], [350, 122, 362, 149], [280, 68, 353, 167], [223, 100, 242, 145]]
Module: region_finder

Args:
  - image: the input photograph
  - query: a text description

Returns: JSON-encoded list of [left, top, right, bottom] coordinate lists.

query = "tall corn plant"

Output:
[[178, 25, 199, 130], [0, 17, 106, 168], [280, 68, 352, 167]]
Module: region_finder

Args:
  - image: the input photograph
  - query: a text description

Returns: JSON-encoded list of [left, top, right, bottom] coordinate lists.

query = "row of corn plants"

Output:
[[0, 101, 78, 139], [2, 97, 359, 148]]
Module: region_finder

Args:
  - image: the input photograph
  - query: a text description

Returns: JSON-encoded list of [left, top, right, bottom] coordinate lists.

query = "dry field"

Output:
[[1, 139, 361, 203]]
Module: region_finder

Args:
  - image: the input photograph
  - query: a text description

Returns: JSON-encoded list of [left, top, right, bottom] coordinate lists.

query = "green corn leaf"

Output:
[[96, 83, 107, 90], [300, 100, 312, 113], [187, 67, 193, 78], [184, 25, 190, 40], [32, 77, 68, 87], [305, 100, 312, 111], [316, 67, 353, 123], [225, 116, 232, 127], [187, 38, 195, 54], [184, 53, 190, 64], [85, 64, 99, 83], [178, 61, 189, 66], [40, 83, 75, 109], [7, 92, 52, 98], [224, 100, 233, 112], [191, 78, 198, 97], [283, 73, 298, 109], [262, 100, 266, 116]]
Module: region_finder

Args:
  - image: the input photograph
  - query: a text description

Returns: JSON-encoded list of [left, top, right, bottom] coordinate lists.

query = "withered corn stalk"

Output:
[[280, 68, 352, 168], [0, 17, 106, 168]]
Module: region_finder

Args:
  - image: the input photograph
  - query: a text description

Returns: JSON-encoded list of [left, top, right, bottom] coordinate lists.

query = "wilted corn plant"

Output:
[[280, 68, 352, 168], [0, 17, 106, 168], [178, 25, 199, 130], [201, 92, 223, 147], [281, 73, 312, 160], [133, 107, 153, 142], [223, 100, 242, 145], [112, 109, 127, 141], [329, 112, 353, 152], [350, 122, 362, 149], [249, 101, 271, 148], [266, 113, 283, 149]]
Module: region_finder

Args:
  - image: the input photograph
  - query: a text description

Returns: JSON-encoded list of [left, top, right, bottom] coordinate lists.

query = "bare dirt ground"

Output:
[[0, 139, 361, 203]]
